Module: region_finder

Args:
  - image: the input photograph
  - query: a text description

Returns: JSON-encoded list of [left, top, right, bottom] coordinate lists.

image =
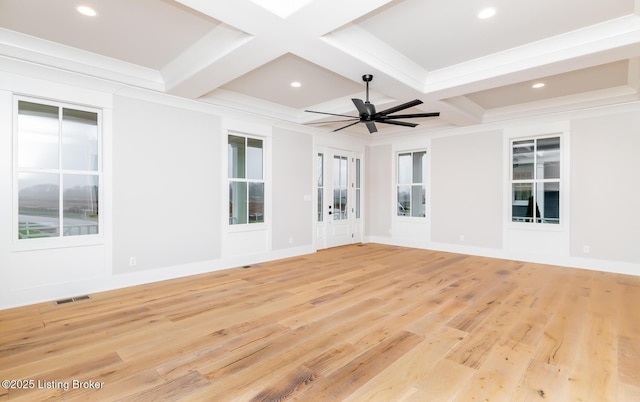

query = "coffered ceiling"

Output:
[[1, 0, 639, 134]]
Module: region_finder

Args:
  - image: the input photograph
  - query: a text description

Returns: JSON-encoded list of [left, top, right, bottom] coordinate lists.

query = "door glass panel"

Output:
[[355, 158, 361, 219], [18, 172, 60, 238], [333, 156, 348, 220], [317, 153, 323, 222]]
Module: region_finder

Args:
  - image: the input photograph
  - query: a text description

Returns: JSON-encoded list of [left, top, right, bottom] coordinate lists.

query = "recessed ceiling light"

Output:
[[532, 82, 545, 89], [290, 81, 301, 88], [77, 5, 97, 17], [478, 8, 496, 19]]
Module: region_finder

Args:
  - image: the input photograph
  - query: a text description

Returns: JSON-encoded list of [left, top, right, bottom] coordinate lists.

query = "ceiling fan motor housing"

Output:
[[362, 102, 376, 119]]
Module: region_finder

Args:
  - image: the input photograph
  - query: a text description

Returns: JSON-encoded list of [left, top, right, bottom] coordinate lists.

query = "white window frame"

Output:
[[396, 149, 428, 219], [510, 134, 561, 226], [12, 96, 103, 249], [504, 123, 569, 233], [227, 131, 267, 228]]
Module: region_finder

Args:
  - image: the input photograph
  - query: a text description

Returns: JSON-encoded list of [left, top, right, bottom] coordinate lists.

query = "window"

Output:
[[511, 136, 560, 224], [228, 133, 264, 225], [397, 151, 427, 217], [16, 99, 101, 240]]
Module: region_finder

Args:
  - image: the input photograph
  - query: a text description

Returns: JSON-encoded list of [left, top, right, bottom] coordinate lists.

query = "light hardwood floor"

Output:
[[1, 244, 639, 401]]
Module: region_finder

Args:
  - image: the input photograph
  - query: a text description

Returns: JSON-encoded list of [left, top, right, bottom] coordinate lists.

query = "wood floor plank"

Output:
[[343, 325, 465, 401], [0, 243, 638, 401]]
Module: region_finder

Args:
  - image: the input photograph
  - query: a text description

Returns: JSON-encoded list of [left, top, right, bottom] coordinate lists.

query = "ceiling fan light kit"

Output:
[[306, 74, 439, 133]]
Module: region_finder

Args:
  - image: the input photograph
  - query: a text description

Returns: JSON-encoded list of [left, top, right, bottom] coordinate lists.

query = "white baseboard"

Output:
[[364, 235, 640, 277], [0, 244, 316, 311]]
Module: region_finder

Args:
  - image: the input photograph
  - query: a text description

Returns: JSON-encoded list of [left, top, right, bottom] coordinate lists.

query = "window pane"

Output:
[[398, 153, 411, 184], [538, 182, 560, 224], [18, 172, 60, 238], [63, 174, 99, 236], [18, 101, 59, 169], [412, 151, 426, 183], [247, 138, 263, 179], [356, 189, 361, 219], [513, 140, 534, 180], [512, 183, 534, 222], [228, 135, 246, 178], [62, 108, 99, 171], [398, 185, 410, 216], [229, 182, 247, 224], [537, 137, 560, 179], [411, 185, 426, 217], [248, 182, 264, 223], [355, 158, 361, 188]]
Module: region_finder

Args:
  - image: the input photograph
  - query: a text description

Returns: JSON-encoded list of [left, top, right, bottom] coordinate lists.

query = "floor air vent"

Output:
[[55, 295, 91, 305]]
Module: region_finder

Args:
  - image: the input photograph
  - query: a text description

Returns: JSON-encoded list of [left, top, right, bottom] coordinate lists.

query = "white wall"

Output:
[[365, 103, 640, 277], [431, 130, 503, 249], [365, 144, 392, 238], [112, 95, 222, 274], [570, 109, 640, 263], [272, 127, 314, 250]]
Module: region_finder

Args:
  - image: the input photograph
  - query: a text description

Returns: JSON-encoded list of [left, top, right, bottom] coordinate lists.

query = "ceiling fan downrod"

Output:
[[362, 74, 373, 103]]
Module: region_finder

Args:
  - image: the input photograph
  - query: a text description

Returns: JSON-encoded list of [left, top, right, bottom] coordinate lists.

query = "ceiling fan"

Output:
[[305, 74, 439, 133]]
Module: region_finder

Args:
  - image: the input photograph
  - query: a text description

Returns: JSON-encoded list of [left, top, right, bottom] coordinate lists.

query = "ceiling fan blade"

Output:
[[351, 98, 368, 116], [305, 118, 359, 124], [332, 121, 361, 132], [382, 112, 440, 119], [376, 120, 418, 128], [305, 110, 358, 119], [377, 99, 423, 116], [365, 122, 378, 133]]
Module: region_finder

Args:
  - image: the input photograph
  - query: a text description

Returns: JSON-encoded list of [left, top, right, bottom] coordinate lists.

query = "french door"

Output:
[[315, 148, 363, 249]]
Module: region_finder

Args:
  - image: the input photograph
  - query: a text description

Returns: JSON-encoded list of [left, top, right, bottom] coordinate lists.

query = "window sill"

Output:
[[12, 234, 105, 253], [507, 221, 565, 232], [227, 222, 269, 233]]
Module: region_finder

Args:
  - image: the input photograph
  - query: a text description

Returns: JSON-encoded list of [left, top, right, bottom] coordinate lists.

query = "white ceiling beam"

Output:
[[169, 0, 397, 99], [162, 25, 253, 95], [425, 14, 640, 99]]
